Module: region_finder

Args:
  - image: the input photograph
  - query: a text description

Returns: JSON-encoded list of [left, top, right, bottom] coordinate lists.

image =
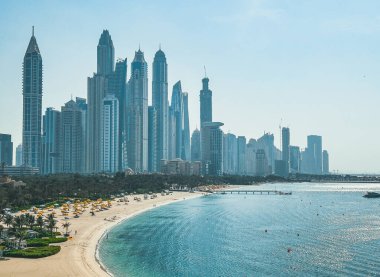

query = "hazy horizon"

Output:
[[1, 0, 379, 173]]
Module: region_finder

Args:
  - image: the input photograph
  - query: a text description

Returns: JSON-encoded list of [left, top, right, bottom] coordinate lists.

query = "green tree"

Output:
[[14, 228, 27, 249], [25, 213, 35, 230], [36, 216, 44, 231], [61, 221, 71, 236], [46, 214, 56, 237], [4, 214, 13, 228], [12, 215, 26, 230]]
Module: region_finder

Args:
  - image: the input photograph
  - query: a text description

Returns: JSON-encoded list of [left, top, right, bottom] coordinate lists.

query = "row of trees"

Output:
[[0, 173, 286, 211], [0, 212, 57, 248]]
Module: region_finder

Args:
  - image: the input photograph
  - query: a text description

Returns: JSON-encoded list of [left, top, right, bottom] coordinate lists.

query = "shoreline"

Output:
[[93, 193, 203, 277], [0, 191, 204, 277]]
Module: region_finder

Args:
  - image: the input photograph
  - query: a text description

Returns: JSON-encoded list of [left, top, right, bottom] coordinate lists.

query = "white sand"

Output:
[[0, 191, 203, 277]]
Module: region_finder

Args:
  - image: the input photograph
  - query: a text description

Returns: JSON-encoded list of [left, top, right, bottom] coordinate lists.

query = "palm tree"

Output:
[[12, 215, 25, 230], [61, 221, 71, 236], [46, 216, 56, 237], [26, 214, 35, 230], [4, 214, 13, 228], [0, 209, 5, 222], [0, 224, 4, 238], [36, 216, 44, 231], [14, 229, 27, 249]]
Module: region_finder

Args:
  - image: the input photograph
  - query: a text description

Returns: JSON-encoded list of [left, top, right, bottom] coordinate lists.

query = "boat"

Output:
[[278, 191, 292, 195], [363, 192, 380, 198]]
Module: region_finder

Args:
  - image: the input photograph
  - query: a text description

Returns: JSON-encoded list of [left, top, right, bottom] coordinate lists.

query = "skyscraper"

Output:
[[171, 81, 183, 159], [168, 106, 176, 160], [182, 92, 191, 161], [256, 149, 268, 177], [323, 150, 329, 174], [201, 122, 224, 176], [289, 146, 300, 173], [102, 95, 119, 173], [109, 58, 127, 171], [22, 27, 43, 169], [148, 106, 157, 172], [87, 75, 108, 172], [87, 30, 115, 173], [237, 136, 246, 175], [191, 128, 201, 162], [0, 134, 13, 166], [246, 139, 258, 176], [282, 127, 290, 176], [307, 135, 323, 174], [257, 133, 275, 174], [16, 144, 23, 166], [200, 77, 212, 128], [152, 49, 169, 169], [61, 100, 83, 173], [223, 133, 237, 174], [127, 49, 148, 172], [75, 97, 88, 172], [97, 30, 115, 76], [41, 108, 62, 174], [199, 76, 213, 173]]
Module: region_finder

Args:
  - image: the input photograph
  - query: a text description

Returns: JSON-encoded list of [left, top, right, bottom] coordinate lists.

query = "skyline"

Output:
[[1, 1, 380, 173]]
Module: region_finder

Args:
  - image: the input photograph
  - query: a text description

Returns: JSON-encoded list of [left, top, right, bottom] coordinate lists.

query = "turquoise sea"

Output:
[[98, 183, 380, 276]]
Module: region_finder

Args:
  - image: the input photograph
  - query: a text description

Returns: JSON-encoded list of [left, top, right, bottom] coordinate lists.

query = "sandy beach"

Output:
[[0, 191, 203, 277]]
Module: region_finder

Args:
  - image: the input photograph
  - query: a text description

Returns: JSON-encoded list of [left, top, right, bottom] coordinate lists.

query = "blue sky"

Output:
[[1, 0, 380, 173]]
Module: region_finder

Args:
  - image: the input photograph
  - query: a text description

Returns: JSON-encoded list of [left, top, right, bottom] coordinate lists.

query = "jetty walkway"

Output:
[[214, 190, 292, 195]]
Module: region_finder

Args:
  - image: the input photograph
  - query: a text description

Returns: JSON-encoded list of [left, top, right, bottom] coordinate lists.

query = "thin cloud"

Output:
[[321, 16, 380, 34], [211, 1, 285, 25]]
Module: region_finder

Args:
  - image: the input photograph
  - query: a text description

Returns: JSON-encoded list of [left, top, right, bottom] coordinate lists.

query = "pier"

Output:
[[214, 190, 291, 195]]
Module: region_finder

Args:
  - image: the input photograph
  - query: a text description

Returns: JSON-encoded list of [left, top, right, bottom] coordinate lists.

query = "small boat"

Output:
[[278, 191, 292, 195], [363, 192, 380, 198]]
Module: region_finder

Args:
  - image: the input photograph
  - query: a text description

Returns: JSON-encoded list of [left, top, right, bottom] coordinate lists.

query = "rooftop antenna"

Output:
[[159, 43, 161, 50], [32, 26, 34, 36], [71, 94, 73, 101], [138, 43, 141, 51], [204, 66, 207, 78]]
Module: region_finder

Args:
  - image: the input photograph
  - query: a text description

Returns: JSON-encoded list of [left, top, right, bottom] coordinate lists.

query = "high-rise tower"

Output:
[[61, 100, 84, 173], [201, 122, 224, 176], [0, 134, 13, 166], [16, 144, 23, 166], [322, 150, 329, 174], [22, 27, 43, 169], [182, 92, 190, 161], [109, 58, 127, 171], [152, 49, 169, 169], [200, 77, 212, 128], [102, 95, 119, 173], [191, 128, 201, 162], [97, 30, 115, 76], [87, 30, 115, 173], [199, 76, 214, 174], [307, 135, 322, 174], [282, 127, 290, 176], [41, 108, 62, 174], [170, 81, 183, 159], [148, 106, 157, 172], [237, 136, 246, 175], [127, 49, 148, 172]]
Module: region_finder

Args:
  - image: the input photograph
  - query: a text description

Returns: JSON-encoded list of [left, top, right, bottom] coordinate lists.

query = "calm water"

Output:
[[99, 183, 380, 276]]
